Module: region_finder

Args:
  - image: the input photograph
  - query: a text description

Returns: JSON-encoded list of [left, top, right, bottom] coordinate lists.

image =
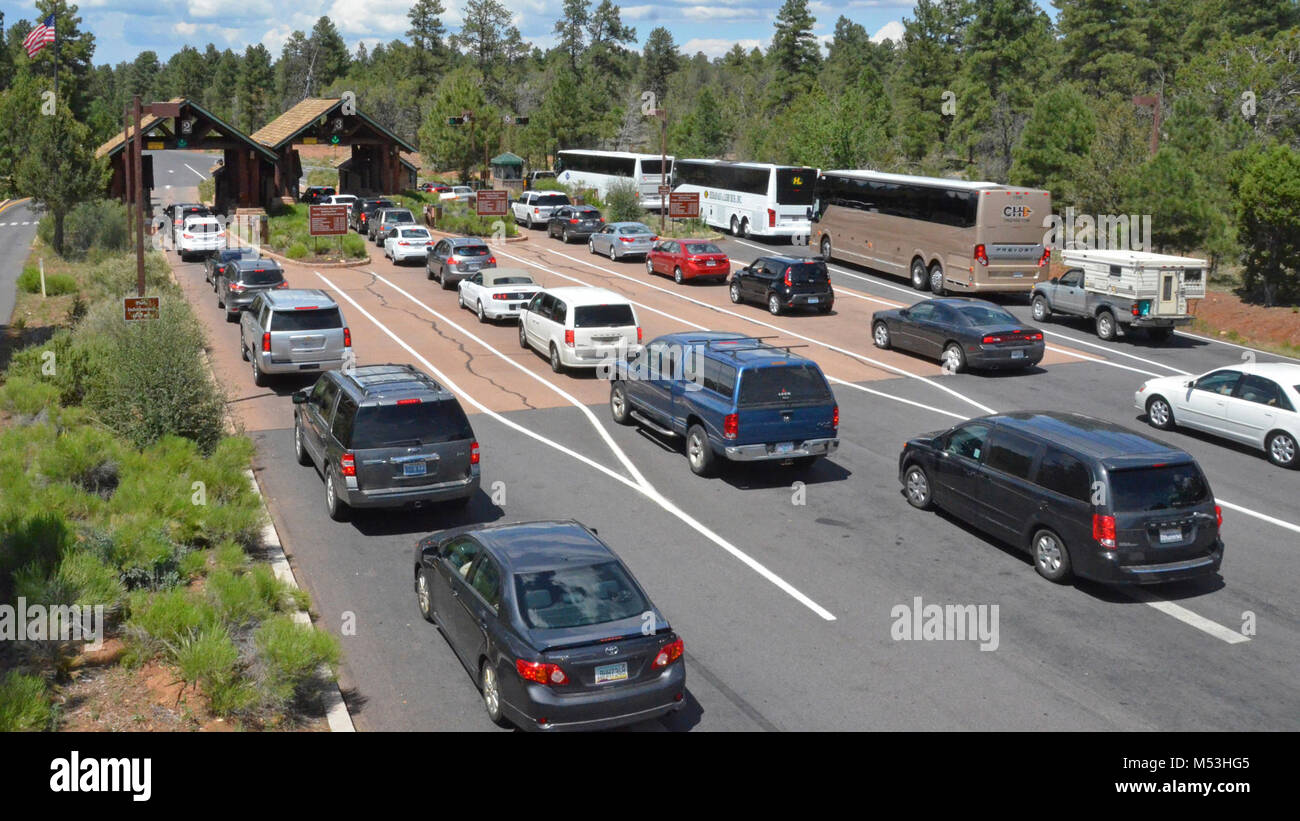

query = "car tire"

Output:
[[819, 235, 832, 260], [1032, 528, 1072, 583], [325, 471, 349, 522], [872, 321, 891, 349], [415, 568, 436, 624], [549, 343, 564, 374], [240, 342, 249, 361], [217, 293, 225, 309], [768, 293, 782, 315], [610, 382, 632, 425], [251, 353, 267, 387], [674, 266, 684, 285], [1266, 430, 1299, 469], [929, 263, 946, 296], [942, 343, 966, 374], [686, 424, 716, 477], [1146, 396, 1176, 430], [1031, 295, 1051, 322], [910, 258, 930, 291], [457, 291, 465, 308], [294, 418, 311, 466], [519, 322, 529, 349], [609, 244, 617, 261], [526, 214, 534, 229], [476, 301, 487, 323], [903, 464, 933, 510], [589, 239, 596, 255], [225, 310, 238, 324], [645, 258, 655, 276], [426, 263, 434, 280], [481, 661, 511, 728], [441, 271, 453, 291], [1096, 310, 1117, 341], [563, 229, 571, 243], [729, 282, 742, 304]]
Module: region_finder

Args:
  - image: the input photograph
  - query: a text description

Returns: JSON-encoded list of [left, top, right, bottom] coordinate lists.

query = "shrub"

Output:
[[16, 266, 77, 295], [0, 513, 73, 601], [285, 242, 309, 260], [207, 569, 272, 626], [0, 376, 61, 415], [0, 672, 52, 731], [342, 233, 367, 259], [172, 625, 239, 690], [604, 178, 648, 223], [255, 616, 340, 706], [127, 588, 218, 649], [55, 550, 126, 608]]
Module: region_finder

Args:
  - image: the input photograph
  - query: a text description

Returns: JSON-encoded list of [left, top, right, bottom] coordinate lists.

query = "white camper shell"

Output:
[[1060, 249, 1207, 319]]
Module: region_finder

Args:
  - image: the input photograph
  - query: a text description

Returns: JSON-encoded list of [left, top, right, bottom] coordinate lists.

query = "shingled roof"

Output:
[[94, 97, 278, 162], [250, 97, 418, 154]]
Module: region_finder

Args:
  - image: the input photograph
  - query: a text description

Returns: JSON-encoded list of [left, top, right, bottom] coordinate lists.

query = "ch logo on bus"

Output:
[[1003, 205, 1033, 219]]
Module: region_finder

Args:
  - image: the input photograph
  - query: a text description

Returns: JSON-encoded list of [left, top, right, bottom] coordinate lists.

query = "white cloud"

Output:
[[682, 7, 759, 21], [174, 22, 198, 36], [680, 37, 760, 58], [872, 20, 905, 44], [261, 25, 294, 55], [621, 5, 659, 21], [327, 0, 410, 37]]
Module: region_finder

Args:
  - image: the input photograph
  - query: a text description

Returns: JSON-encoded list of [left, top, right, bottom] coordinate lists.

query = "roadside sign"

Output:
[[146, 141, 165, 150], [658, 185, 672, 197], [123, 296, 160, 321], [476, 190, 508, 217], [668, 191, 700, 219], [309, 204, 349, 236]]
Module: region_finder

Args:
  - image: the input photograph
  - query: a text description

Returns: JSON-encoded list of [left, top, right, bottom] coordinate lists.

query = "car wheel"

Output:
[[426, 263, 434, 280], [1095, 310, 1117, 341], [910, 258, 930, 291], [476, 301, 487, 323], [872, 321, 891, 349], [729, 216, 739, 236], [610, 382, 632, 425], [225, 310, 238, 323], [686, 424, 716, 477], [1031, 295, 1051, 322], [440, 271, 453, 291], [481, 661, 511, 728], [563, 229, 571, 243], [519, 322, 529, 349], [609, 244, 617, 261], [1032, 528, 1072, 583], [1146, 396, 1175, 430], [589, 239, 596, 255], [645, 258, 655, 276], [294, 419, 311, 466], [929, 263, 946, 296], [768, 293, 782, 315], [217, 293, 225, 309], [549, 343, 564, 374], [240, 342, 249, 361], [942, 343, 966, 374], [819, 235, 832, 259], [903, 464, 933, 510], [740, 218, 751, 238], [729, 282, 742, 304], [1266, 430, 1299, 469], [325, 471, 349, 522], [415, 569, 435, 623], [674, 266, 684, 285], [457, 290, 465, 308], [251, 353, 267, 387], [526, 214, 534, 229]]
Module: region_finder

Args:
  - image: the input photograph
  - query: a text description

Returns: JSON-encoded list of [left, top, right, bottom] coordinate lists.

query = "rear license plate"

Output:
[[1159, 527, 1181, 544], [1013, 272, 1025, 278], [594, 662, 628, 684], [706, 259, 717, 266], [806, 297, 819, 304], [510, 303, 521, 310], [1011, 349, 1025, 359], [775, 442, 795, 454], [298, 364, 320, 370], [403, 462, 427, 477]]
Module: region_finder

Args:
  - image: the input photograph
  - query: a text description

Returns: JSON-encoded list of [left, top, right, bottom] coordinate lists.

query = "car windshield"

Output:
[[270, 307, 342, 332], [737, 364, 833, 406], [237, 267, 284, 285], [574, 304, 635, 328], [455, 244, 490, 256], [350, 400, 472, 448], [514, 561, 648, 630], [385, 211, 414, 223], [1108, 464, 1211, 512], [620, 224, 652, 235], [685, 243, 721, 255], [956, 304, 1019, 326], [536, 195, 569, 206], [400, 229, 430, 239]]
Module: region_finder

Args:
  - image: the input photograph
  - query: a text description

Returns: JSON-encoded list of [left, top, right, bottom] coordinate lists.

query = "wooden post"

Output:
[[133, 95, 146, 298]]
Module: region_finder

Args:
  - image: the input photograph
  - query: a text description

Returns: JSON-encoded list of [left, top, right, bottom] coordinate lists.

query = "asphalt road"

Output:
[[0, 199, 40, 332], [158, 160, 1299, 731]]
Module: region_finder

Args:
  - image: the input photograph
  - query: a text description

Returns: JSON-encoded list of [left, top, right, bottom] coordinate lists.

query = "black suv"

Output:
[[352, 197, 396, 233], [729, 256, 834, 315], [292, 364, 480, 520], [898, 411, 1224, 584]]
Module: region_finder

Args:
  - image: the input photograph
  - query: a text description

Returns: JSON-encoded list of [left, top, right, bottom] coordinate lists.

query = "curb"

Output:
[[424, 223, 529, 244]]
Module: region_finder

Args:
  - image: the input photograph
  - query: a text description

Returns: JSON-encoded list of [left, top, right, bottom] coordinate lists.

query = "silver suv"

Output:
[[240, 289, 352, 387], [292, 364, 481, 520], [368, 207, 416, 244]]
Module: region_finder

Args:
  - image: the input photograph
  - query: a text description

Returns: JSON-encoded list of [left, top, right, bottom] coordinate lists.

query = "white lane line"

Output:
[[1218, 500, 1300, 535], [497, 246, 998, 416], [829, 377, 967, 420], [1122, 588, 1250, 644], [1042, 344, 1164, 378], [1040, 330, 1189, 374], [1174, 329, 1300, 363], [184, 163, 207, 181], [168, 168, 175, 174], [326, 270, 837, 621]]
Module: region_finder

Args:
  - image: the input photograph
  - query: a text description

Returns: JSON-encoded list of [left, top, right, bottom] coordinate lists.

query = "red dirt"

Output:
[[1192, 287, 1300, 354]]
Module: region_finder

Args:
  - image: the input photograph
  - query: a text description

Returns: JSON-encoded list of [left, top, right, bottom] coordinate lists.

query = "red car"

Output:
[[645, 240, 730, 284]]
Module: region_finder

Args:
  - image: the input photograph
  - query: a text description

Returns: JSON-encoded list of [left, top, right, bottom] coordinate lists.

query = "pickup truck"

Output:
[[608, 331, 840, 476]]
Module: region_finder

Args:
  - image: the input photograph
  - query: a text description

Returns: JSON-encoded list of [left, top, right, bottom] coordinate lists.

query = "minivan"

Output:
[[240, 289, 352, 387], [898, 411, 1224, 584], [292, 364, 480, 521], [518, 287, 643, 373]]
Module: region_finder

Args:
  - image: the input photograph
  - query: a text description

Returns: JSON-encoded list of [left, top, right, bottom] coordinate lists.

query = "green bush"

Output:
[[255, 615, 340, 706], [36, 200, 131, 261], [0, 672, 52, 731], [127, 588, 218, 648], [173, 625, 239, 689], [55, 550, 126, 608], [342, 233, 367, 259], [0, 513, 73, 601], [0, 376, 61, 415], [285, 242, 309, 260], [207, 569, 272, 626], [437, 203, 518, 238], [16, 266, 77, 295], [604, 179, 648, 223]]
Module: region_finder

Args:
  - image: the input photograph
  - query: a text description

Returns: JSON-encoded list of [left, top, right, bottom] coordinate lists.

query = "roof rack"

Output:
[[681, 336, 810, 354]]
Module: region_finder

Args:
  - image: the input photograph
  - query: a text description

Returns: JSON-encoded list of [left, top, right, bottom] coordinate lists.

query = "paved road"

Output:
[[160, 170, 1299, 731], [0, 199, 40, 331]]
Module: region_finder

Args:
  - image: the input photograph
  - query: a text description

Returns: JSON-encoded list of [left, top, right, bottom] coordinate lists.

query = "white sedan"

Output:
[[457, 268, 542, 323], [383, 226, 434, 264], [1135, 362, 1300, 468]]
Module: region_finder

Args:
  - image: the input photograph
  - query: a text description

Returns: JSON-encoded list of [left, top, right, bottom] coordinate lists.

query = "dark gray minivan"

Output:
[[898, 411, 1224, 584], [292, 364, 480, 520]]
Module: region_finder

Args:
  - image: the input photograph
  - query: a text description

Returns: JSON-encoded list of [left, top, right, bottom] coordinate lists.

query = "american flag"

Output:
[[23, 14, 56, 58]]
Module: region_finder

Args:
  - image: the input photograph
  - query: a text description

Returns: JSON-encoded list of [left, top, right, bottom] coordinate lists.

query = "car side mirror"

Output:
[[292, 390, 308, 405], [899, 308, 910, 318], [1050, 276, 1059, 284], [1183, 379, 1195, 388]]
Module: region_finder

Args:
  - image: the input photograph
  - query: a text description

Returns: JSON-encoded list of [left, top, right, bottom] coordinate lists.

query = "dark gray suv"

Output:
[[217, 258, 286, 322], [426, 237, 496, 290], [292, 364, 480, 521]]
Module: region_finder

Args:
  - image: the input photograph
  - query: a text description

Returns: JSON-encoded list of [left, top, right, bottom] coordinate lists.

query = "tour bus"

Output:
[[674, 159, 818, 240], [555, 149, 674, 209], [813, 170, 1052, 295]]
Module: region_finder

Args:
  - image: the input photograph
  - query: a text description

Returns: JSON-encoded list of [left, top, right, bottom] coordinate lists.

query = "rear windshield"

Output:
[[237, 267, 284, 285], [536, 194, 570, 207], [514, 561, 648, 630], [574, 207, 601, 217], [400, 229, 430, 238], [776, 168, 816, 205], [270, 307, 342, 332], [956, 304, 1019, 326], [1108, 464, 1211, 512], [385, 210, 414, 222], [684, 242, 722, 255], [456, 244, 490, 256], [350, 400, 472, 449], [492, 276, 534, 285], [783, 261, 829, 283], [620, 223, 653, 235], [641, 159, 669, 176], [737, 364, 832, 406], [368, 200, 395, 210], [574, 304, 635, 328]]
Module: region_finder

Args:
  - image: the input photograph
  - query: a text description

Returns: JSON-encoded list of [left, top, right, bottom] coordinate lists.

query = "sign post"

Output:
[[123, 296, 160, 321]]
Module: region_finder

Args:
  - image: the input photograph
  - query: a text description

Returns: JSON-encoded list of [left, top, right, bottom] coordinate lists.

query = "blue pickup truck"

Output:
[[608, 332, 840, 476]]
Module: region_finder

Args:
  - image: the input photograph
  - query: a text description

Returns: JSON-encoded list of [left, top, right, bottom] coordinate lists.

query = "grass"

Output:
[[0, 672, 53, 731], [17, 266, 77, 296], [264, 203, 367, 261]]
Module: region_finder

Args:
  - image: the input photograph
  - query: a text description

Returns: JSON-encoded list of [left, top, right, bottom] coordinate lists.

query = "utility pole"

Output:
[[132, 95, 146, 297], [124, 106, 135, 253]]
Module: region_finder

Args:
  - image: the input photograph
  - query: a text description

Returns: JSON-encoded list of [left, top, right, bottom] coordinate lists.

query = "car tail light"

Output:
[[516, 658, 568, 685], [1025, 332, 1043, 341], [564, 329, 575, 347], [183, 233, 193, 239], [487, 256, 496, 265], [1215, 505, 1222, 528], [446, 255, 458, 265], [651, 638, 684, 669], [229, 283, 244, 292], [723, 413, 739, 440], [620, 236, 634, 243], [343, 327, 351, 347], [569, 218, 579, 224], [470, 441, 480, 465], [767, 208, 776, 228], [533, 208, 540, 215], [784, 268, 792, 287], [637, 326, 643, 343], [492, 292, 509, 300], [1092, 513, 1117, 549], [832, 405, 839, 431], [276, 281, 289, 288], [340, 452, 356, 477], [398, 241, 409, 246], [1037, 247, 1051, 267], [974, 244, 989, 266], [261, 332, 270, 353], [396, 398, 421, 405], [1131, 303, 1141, 316]]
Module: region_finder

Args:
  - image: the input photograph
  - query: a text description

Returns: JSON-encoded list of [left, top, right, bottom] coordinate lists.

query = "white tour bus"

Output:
[[555, 149, 674, 210], [813, 169, 1052, 295], [674, 159, 818, 240]]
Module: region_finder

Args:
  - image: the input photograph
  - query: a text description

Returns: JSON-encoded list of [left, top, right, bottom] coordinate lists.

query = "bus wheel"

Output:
[[740, 218, 751, 238], [819, 236, 832, 260], [929, 263, 946, 296], [729, 216, 739, 236], [910, 259, 930, 291]]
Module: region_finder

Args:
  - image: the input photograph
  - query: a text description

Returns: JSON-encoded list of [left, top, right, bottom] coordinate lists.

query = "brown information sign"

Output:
[[668, 191, 700, 219], [476, 190, 508, 217], [309, 204, 349, 236], [123, 296, 160, 322]]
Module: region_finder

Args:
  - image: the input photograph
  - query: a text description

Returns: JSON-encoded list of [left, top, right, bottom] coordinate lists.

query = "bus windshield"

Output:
[[776, 168, 815, 205]]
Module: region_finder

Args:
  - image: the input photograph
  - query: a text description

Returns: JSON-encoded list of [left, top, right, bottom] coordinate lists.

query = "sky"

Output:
[[0, 1, 1051, 66]]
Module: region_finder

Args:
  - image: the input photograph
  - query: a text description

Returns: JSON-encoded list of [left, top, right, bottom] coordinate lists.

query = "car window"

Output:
[[1194, 370, 1241, 396], [1059, 270, 1082, 287], [685, 242, 721, 255], [736, 364, 833, 407], [908, 303, 937, 322], [550, 299, 568, 324], [984, 429, 1041, 479], [457, 245, 490, 256], [1035, 447, 1092, 501], [536, 194, 570, 207], [1108, 463, 1211, 512], [331, 394, 358, 447], [1235, 375, 1293, 410], [955, 304, 1019, 326], [944, 423, 988, 461], [783, 261, 829, 283], [702, 358, 738, 397], [514, 561, 648, 630], [574, 304, 635, 328], [401, 229, 430, 239], [468, 556, 501, 609], [269, 307, 342, 332], [441, 538, 480, 578], [237, 266, 284, 286], [350, 399, 472, 448], [309, 377, 338, 414]]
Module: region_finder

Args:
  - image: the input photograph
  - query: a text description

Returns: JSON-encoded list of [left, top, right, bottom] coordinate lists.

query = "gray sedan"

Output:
[[871, 297, 1045, 373], [426, 237, 497, 290], [588, 222, 656, 261]]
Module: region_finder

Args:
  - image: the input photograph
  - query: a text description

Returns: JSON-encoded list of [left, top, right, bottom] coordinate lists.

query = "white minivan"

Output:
[[178, 215, 226, 261], [518, 286, 643, 373]]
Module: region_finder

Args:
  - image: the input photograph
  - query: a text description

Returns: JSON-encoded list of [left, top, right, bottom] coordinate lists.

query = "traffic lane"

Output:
[[0, 200, 38, 330], [146, 149, 214, 202]]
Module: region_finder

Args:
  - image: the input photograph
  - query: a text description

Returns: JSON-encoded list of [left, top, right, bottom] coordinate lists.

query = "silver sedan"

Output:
[[588, 222, 656, 261]]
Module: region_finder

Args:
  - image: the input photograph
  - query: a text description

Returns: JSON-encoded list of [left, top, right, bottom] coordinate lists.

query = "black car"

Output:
[[301, 186, 335, 205], [898, 411, 1224, 584], [352, 197, 396, 233], [413, 520, 685, 731], [204, 247, 259, 287], [546, 205, 604, 243], [729, 255, 834, 315], [872, 298, 1045, 373]]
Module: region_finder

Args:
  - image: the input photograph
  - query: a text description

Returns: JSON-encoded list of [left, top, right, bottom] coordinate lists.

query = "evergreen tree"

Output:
[[766, 0, 820, 109], [1236, 142, 1300, 306], [1010, 85, 1096, 207], [641, 27, 680, 104], [1054, 0, 1153, 96], [13, 105, 108, 254], [554, 0, 590, 71]]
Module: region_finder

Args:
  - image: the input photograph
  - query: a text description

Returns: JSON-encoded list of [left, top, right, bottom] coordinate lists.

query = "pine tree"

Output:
[[641, 27, 680, 103], [1054, 0, 1152, 96], [766, 0, 820, 109], [554, 0, 590, 71], [14, 105, 108, 254]]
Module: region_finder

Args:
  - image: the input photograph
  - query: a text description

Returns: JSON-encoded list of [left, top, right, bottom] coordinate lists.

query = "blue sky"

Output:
[[0, 1, 1053, 65]]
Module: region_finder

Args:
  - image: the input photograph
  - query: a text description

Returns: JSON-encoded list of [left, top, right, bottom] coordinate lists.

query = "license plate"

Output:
[[706, 259, 717, 266], [403, 461, 427, 477], [298, 364, 320, 370], [510, 303, 521, 310], [1011, 349, 1025, 359], [1013, 272, 1025, 278], [1159, 527, 1181, 544], [775, 442, 795, 454], [806, 297, 819, 304], [594, 662, 628, 684], [466, 264, 480, 271]]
